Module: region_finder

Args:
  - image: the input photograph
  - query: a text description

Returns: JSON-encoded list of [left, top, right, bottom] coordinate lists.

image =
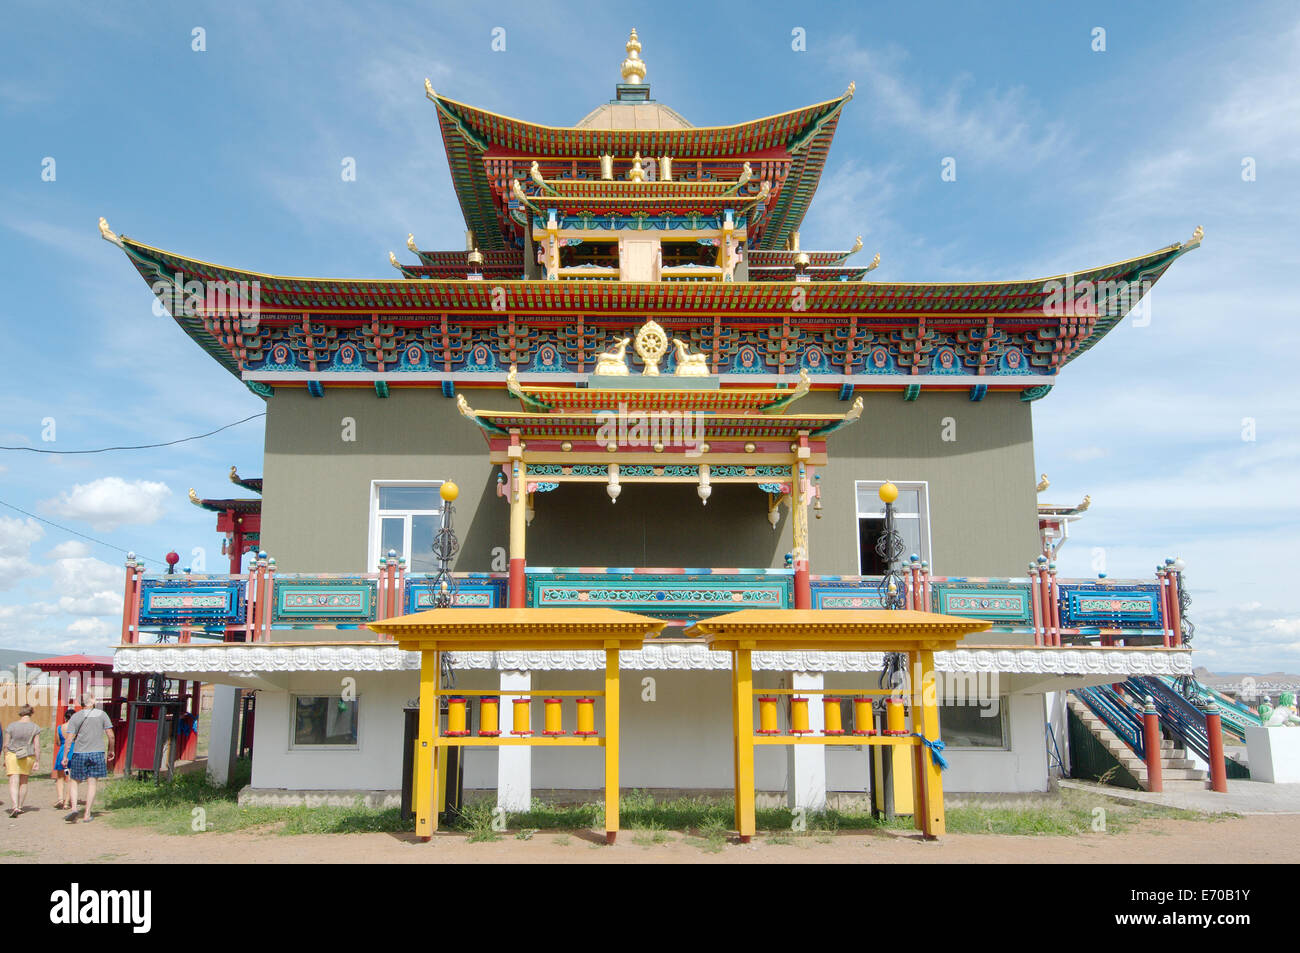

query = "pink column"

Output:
[[1028, 565, 1044, 647]]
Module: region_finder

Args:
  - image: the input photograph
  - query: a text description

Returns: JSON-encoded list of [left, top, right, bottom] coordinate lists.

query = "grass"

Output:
[[97, 772, 1220, 843]]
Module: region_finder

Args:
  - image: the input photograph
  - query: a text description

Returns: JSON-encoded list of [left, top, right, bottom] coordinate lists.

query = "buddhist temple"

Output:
[[108, 31, 1203, 835]]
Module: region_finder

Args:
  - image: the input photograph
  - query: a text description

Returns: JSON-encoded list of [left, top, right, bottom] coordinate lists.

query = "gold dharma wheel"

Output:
[[634, 320, 668, 375]]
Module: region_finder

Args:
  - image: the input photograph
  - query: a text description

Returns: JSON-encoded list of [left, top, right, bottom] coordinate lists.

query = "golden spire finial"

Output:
[[621, 28, 646, 84]]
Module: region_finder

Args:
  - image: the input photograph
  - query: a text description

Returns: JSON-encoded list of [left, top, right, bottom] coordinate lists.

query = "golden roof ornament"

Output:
[[424, 78, 435, 98], [634, 320, 668, 375], [98, 216, 122, 247], [594, 337, 631, 376], [620, 28, 646, 84], [389, 251, 402, 270], [672, 338, 710, 377], [628, 152, 647, 183], [407, 233, 418, 253], [1036, 473, 1050, 493]]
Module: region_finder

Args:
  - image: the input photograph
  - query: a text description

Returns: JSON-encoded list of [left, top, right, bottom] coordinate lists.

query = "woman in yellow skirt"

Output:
[[4, 705, 41, 818]]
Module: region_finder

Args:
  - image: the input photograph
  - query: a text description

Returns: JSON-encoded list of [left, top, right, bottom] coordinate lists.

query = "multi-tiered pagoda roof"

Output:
[[103, 29, 1200, 404]]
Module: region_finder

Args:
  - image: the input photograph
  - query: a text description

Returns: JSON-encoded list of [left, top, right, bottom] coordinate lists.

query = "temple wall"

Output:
[[246, 670, 1051, 796], [258, 386, 1039, 577]]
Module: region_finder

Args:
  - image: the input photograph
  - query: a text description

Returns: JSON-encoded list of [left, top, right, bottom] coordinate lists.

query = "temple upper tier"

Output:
[[100, 29, 1201, 402]]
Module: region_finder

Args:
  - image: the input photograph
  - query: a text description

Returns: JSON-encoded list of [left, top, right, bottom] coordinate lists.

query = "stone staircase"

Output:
[[1067, 695, 1207, 791]]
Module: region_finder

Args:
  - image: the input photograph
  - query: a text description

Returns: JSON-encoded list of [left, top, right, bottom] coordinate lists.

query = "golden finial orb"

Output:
[[621, 28, 646, 84], [440, 481, 459, 502], [878, 482, 899, 504]]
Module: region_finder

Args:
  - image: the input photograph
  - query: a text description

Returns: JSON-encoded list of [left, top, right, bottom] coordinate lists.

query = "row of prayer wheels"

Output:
[[756, 696, 909, 737], [444, 696, 599, 738]]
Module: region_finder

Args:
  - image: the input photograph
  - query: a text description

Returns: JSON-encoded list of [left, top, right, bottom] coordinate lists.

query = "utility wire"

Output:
[[0, 413, 265, 454], [0, 498, 164, 566]]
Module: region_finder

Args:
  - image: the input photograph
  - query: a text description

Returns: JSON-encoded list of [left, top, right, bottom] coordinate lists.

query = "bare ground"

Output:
[[4, 776, 1298, 864]]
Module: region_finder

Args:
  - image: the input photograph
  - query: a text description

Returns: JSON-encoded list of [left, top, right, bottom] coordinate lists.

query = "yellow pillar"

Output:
[[730, 649, 741, 830], [735, 647, 756, 840], [913, 649, 945, 837], [414, 647, 441, 839], [603, 643, 620, 843]]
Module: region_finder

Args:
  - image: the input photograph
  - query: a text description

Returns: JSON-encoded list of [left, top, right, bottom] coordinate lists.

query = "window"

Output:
[[368, 482, 444, 572], [855, 480, 931, 575], [939, 700, 1008, 749], [291, 695, 359, 748], [832, 697, 1008, 749]]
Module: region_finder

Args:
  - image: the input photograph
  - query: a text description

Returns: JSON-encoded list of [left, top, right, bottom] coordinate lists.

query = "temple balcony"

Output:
[[115, 559, 1190, 651]]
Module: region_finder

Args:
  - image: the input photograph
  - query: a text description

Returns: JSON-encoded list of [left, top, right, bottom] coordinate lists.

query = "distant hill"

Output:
[[0, 649, 49, 670]]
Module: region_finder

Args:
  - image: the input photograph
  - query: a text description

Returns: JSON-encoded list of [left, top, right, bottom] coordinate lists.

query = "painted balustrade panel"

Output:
[[930, 581, 1035, 624], [1058, 583, 1162, 628], [526, 568, 793, 619], [405, 573, 508, 611], [138, 578, 248, 625], [807, 579, 885, 610], [271, 577, 378, 624]]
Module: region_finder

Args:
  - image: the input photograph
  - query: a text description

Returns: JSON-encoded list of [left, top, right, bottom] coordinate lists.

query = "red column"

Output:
[[1045, 564, 1055, 647], [228, 524, 244, 575], [1142, 697, 1163, 793], [1166, 563, 1183, 647], [119, 555, 136, 645], [1205, 702, 1228, 793]]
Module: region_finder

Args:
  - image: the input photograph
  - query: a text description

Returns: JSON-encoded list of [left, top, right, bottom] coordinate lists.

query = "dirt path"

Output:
[[4, 777, 1299, 864]]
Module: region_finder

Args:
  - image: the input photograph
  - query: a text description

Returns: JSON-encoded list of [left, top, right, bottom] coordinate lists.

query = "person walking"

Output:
[[63, 693, 114, 823], [53, 707, 76, 810], [4, 705, 42, 818]]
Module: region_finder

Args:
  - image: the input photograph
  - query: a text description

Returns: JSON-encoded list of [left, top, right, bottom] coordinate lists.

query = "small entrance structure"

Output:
[[686, 609, 992, 840], [367, 607, 666, 842]]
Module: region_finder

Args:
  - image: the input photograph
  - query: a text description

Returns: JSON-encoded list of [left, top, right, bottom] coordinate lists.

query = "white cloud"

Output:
[[42, 477, 171, 532], [46, 540, 90, 559], [66, 618, 110, 638], [0, 516, 43, 590]]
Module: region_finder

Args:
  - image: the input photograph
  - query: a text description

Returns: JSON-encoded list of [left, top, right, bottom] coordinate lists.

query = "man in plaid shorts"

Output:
[[64, 692, 115, 823]]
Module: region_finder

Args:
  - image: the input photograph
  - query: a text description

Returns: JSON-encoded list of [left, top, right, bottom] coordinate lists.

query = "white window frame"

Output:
[[854, 479, 933, 575], [288, 693, 361, 750], [367, 480, 445, 572]]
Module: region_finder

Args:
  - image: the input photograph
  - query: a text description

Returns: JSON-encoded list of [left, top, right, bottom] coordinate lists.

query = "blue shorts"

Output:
[[68, 751, 108, 781]]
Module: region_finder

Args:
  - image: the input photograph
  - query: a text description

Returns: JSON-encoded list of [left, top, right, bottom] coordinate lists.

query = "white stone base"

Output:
[[237, 787, 401, 809], [1244, 726, 1300, 783]]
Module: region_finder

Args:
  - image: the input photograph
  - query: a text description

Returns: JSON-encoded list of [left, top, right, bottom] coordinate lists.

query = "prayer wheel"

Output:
[[757, 696, 780, 735], [575, 697, 598, 736], [511, 697, 533, 736], [823, 696, 844, 735], [446, 697, 470, 737], [852, 696, 877, 736], [543, 697, 566, 736], [790, 696, 811, 735], [478, 695, 501, 737], [884, 697, 908, 736]]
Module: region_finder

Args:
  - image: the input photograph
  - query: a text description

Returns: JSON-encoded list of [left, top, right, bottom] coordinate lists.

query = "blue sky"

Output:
[[1, 1, 1297, 670]]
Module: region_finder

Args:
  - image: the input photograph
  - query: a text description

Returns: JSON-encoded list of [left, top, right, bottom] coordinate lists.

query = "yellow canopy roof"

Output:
[[368, 607, 667, 651], [684, 608, 990, 652]]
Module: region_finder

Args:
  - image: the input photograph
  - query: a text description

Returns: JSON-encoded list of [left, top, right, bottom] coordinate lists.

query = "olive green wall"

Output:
[[259, 387, 1040, 577]]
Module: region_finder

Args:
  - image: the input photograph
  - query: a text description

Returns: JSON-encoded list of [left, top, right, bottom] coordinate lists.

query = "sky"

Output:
[[1, 1, 1297, 671]]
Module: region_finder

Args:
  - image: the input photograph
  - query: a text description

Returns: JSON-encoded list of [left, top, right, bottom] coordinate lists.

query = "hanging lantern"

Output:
[[757, 696, 780, 735], [543, 697, 566, 736], [789, 696, 811, 735], [852, 696, 877, 736], [511, 697, 533, 736], [479, 695, 501, 737], [446, 697, 470, 737], [575, 698, 598, 736], [823, 696, 844, 735]]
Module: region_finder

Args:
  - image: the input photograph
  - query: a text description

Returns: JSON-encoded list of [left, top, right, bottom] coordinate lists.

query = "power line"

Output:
[[0, 498, 164, 566], [0, 413, 266, 454]]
